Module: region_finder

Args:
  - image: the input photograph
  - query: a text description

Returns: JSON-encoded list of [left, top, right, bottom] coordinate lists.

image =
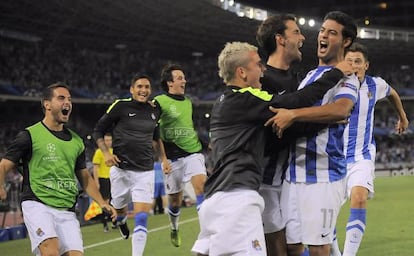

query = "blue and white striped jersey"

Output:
[[343, 76, 391, 163], [286, 66, 359, 183]]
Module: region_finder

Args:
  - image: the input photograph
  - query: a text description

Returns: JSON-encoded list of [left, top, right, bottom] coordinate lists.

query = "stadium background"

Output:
[[0, 0, 413, 246]]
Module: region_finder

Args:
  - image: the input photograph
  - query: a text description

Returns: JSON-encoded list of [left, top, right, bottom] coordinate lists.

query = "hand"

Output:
[[335, 60, 355, 76], [395, 118, 409, 135], [264, 107, 295, 138], [100, 203, 117, 222], [104, 153, 120, 167], [162, 159, 172, 174]]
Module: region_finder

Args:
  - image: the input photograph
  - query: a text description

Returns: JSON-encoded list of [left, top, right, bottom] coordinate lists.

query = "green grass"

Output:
[[1, 176, 413, 255]]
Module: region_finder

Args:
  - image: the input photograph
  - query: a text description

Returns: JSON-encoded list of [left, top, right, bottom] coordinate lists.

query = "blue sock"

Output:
[[116, 215, 127, 224], [301, 247, 309, 256], [196, 194, 204, 211], [134, 212, 148, 232]]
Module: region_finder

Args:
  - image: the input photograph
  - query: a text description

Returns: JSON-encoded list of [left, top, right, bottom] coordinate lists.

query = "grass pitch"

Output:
[[0, 176, 413, 255]]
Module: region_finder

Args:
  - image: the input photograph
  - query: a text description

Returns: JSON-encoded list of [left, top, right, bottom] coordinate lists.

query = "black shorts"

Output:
[[99, 178, 111, 200]]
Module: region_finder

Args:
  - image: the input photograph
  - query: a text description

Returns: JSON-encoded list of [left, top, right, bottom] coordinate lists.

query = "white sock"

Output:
[[132, 225, 147, 256], [343, 208, 366, 256]]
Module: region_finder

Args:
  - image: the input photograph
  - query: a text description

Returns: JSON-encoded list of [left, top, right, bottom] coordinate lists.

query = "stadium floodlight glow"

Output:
[[229, 0, 234, 6], [298, 17, 306, 25], [308, 19, 315, 27], [204, 113, 210, 118]]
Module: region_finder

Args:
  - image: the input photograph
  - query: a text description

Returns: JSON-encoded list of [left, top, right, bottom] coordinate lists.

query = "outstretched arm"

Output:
[[265, 98, 354, 138]]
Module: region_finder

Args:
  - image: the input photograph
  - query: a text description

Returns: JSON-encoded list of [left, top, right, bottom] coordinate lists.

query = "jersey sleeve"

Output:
[[374, 76, 391, 100], [3, 130, 31, 164], [93, 101, 121, 141], [270, 68, 345, 109], [332, 74, 359, 103], [75, 149, 87, 171]]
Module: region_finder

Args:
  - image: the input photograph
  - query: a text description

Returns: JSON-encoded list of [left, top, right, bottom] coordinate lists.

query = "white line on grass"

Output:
[[84, 217, 199, 249]]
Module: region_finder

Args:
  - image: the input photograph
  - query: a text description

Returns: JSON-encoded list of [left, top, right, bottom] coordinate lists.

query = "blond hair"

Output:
[[218, 42, 258, 84]]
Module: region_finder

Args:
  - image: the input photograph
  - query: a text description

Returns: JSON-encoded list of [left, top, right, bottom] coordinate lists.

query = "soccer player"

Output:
[[265, 11, 360, 256], [191, 41, 353, 256], [338, 42, 409, 256], [93, 74, 170, 256], [0, 83, 116, 256], [153, 64, 207, 247], [92, 132, 115, 232]]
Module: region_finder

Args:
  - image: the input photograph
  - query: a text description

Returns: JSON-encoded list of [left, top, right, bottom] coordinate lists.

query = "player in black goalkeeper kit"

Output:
[[192, 42, 353, 256], [93, 74, 170, 256]]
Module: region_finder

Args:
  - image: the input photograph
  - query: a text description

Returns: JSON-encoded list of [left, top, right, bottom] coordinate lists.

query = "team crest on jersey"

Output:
[[367, 91, 373, 99], [151, 113, 156, 120], [36, 228, 45, 237], [251, 239, 262, 251]]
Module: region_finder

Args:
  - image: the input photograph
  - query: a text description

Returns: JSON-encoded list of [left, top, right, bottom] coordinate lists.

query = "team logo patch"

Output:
[[36, 228, 45, 237], [151, 113, 156, 120], [251, 239, 262, 251], [367, 91, 373, 99]]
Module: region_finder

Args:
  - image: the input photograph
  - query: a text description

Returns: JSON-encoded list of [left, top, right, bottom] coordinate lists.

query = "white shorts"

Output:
[[22, 200, 83, 255], [281, 179, 346, 245], [191, 190, 266, 256], [110, 166, 155, 208], [346, 160, 375, 199], [165, 153, 206, 194], [259, 183, 285, 233]]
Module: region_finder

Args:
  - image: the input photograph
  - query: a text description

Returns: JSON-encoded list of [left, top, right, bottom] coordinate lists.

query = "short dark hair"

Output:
[[130, 73, 151, 87], [41, 82, 70, 113], [323, 11, 357, 48], [160, 63, 184, 92], [256, 14, 297, 55], [346, 42, 369, 62]]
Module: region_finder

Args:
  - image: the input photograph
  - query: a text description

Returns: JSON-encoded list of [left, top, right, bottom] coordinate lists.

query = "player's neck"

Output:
[[42, 117, 64, 131], [267, 53, 289, 70]]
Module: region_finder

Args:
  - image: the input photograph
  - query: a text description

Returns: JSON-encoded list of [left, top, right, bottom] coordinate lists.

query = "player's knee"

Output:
[[351, 193, 368, 207]]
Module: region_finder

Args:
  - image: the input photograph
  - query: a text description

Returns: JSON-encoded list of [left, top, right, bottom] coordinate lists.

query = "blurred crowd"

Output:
[[1, 37, 413, 167]]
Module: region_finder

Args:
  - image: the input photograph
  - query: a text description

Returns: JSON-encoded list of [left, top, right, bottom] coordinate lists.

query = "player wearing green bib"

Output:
[[0, 83, 116, 256], [154, 64, 207, 247]]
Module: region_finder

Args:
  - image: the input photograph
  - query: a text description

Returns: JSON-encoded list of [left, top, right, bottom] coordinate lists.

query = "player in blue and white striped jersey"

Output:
[[265, 11, 359, 256], [339, 43, 409, 256]]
